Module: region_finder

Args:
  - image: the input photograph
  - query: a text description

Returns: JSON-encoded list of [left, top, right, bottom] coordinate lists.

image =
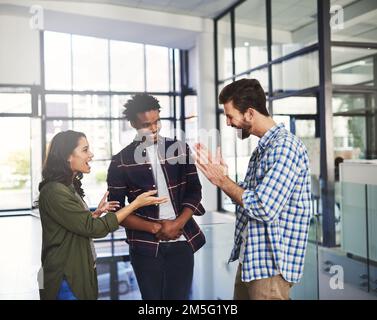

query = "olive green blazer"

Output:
[[38, 181, 119, 300]]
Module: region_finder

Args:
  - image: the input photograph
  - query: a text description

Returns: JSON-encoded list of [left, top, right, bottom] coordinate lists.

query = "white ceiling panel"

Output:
[[46, 0, 240, 18]]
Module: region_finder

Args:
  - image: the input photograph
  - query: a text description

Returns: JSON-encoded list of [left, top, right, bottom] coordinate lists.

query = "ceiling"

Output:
[[235, 0, 360, 32], [43, 0, 377, 38], [35, 0, 377, 45], [331, 0, 377, 42], [51, 0, 240, 18]]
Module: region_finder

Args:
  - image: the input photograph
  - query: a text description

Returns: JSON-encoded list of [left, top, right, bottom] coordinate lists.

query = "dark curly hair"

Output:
[[123, 93, 161, 122], [219, 78, 269, 116], [38, 130, 86, 198]]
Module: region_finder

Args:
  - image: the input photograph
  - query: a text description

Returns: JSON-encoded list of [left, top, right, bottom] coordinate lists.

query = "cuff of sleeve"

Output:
[[237, 180, 246, 188], [104, 212, 119, 232], [182, 202, 205, 216], [241, 188, 254, 210]]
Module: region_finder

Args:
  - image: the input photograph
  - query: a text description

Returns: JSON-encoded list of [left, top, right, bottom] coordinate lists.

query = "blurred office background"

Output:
[[0, 0, 376, 300]]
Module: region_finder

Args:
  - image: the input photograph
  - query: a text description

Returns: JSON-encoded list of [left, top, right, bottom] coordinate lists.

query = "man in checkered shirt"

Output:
[[195, 78, 312, 300]]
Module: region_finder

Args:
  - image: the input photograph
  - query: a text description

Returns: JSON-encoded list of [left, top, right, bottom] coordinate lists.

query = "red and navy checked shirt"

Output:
[[107, 136, 206, 257]]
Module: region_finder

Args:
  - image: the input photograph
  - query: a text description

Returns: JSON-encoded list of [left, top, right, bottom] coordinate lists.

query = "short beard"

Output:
[[236, 121, 251, 140]]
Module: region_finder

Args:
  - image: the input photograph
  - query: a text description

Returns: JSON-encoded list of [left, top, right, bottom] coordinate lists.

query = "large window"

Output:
[[43, 31, 188, 208], [72, 35, 109, 91], [0, 117, 31, 211], [0, 31, 195, 216], [110, 41, 144, 92], [40, 31, 195, 299], [44, 32, 72, 90], [0, 87, 40, 215], [145, 45, 171, 92], [0, 91, 32, 114]]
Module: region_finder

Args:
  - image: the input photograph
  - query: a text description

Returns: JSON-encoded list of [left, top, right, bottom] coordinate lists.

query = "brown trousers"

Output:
[[233, 264, 293, 300]]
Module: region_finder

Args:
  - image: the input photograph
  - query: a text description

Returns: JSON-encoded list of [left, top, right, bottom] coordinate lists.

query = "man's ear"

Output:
[[130, 120, 137, 129], [244, 107, 254, 122]]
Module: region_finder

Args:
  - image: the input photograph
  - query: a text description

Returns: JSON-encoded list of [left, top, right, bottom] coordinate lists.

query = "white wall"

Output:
[[0, 14, 40, 85]]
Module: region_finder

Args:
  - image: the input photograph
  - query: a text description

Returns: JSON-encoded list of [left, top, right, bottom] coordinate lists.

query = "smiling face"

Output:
[[223, 100, 252, 140], [68, 137, 94, 174], [131, 109, 161, 143]]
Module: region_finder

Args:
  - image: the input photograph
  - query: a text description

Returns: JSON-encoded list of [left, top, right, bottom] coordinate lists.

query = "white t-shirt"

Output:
[[146, 144, 186, 242]]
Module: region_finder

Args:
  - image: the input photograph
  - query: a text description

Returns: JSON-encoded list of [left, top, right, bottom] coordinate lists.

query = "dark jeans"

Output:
[[56, 278, 78, 300], [130, 241, 194, 300]]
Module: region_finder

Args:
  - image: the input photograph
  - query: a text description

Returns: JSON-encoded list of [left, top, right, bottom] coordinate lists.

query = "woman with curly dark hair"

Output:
[[38, 130, 167, 300]]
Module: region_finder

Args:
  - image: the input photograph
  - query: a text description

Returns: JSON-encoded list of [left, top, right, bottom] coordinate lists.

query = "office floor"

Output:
[[0, 214, 41, 299], [0, 212, 237, 300], [2, 212, 375, 300]]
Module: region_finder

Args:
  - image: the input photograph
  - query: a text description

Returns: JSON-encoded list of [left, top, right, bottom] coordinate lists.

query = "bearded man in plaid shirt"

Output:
[[195, 79, 312, 300]]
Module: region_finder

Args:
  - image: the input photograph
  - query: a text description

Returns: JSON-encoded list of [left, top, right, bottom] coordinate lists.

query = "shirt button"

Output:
[[149, 167, 152, 170], [153, 185, 156, 188]]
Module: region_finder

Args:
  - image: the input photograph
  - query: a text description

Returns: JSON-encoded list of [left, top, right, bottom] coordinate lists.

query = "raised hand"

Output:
[[193, 143, 228, 187], [92, 191, 120, 218], [134, 190, 168, 209]]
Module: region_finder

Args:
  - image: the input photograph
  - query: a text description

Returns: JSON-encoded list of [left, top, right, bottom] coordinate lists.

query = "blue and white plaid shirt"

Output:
[[229, 123, 312, 283]]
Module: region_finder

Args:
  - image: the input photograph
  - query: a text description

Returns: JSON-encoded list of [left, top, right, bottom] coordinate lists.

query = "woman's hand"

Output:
[[134, 190, 168, 209], [92, 191, 120, 218], [114, 191, 168, 224]]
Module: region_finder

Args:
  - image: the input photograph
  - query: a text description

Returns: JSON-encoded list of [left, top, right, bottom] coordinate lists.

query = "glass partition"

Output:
[[332, 47, 377, 86], [271, 0, 318, 59], [235, 0, 268, 74], [318, 177, 377, 299], [272, 51, 319, 93], [217, 13, 233, 81]]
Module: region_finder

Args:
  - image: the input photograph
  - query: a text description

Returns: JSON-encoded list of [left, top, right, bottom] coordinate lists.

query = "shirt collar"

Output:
[[257, 123, 285, 151]]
